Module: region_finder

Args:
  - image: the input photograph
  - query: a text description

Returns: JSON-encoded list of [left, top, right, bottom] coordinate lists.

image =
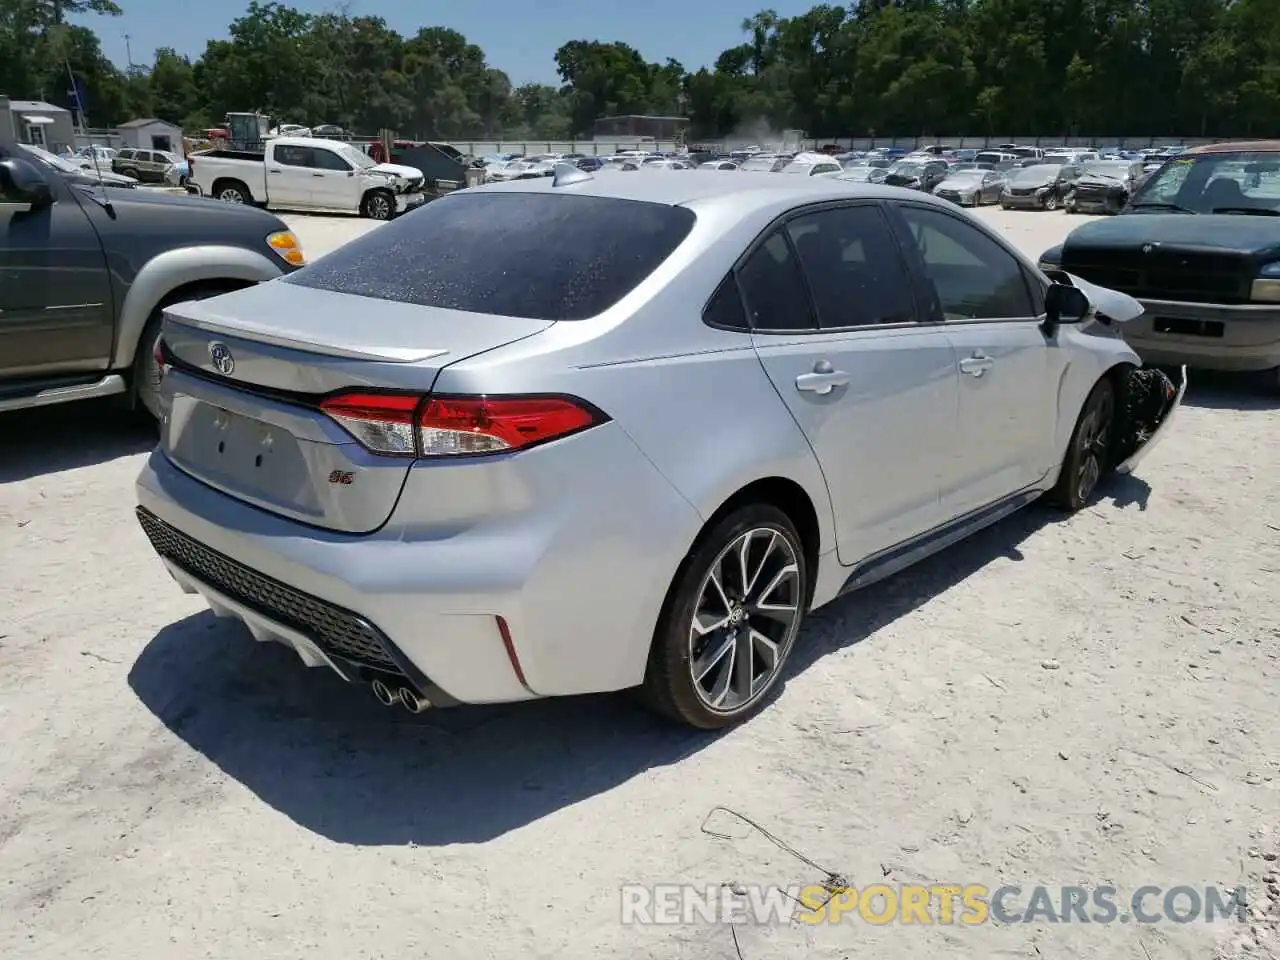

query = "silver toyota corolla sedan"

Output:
[[136, 166, 1184, 729]]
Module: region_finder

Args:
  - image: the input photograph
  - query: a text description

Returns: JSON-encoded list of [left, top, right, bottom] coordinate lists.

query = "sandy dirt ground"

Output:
[[1, 206, 1277, 960]]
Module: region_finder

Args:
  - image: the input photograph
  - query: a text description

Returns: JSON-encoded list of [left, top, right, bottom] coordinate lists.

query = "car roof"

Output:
[[473, 168, 958, 212], [1183, 140, 1280, 155]]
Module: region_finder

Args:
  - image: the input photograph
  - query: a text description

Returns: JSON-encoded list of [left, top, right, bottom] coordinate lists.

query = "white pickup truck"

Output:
[[188, 136, 427, 220]]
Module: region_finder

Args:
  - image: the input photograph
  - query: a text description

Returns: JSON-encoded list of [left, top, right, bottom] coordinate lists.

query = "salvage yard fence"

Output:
[[73, 129, 1250, 159]]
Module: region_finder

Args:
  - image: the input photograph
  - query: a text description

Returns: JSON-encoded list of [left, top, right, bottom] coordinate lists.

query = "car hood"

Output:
[[1064, 214, 1280, 258], [1075, 171, 1126, 186], [67, 169, 138, 187], [76, 182, 284, 220], [369, 162, 423, 179], [883, 172, 921, 184], [937, 177, 983, 190]]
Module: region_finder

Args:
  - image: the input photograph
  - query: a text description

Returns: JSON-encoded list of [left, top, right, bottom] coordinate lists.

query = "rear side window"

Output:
[[703, 276, 749, 330], [736, 230, 815, 331], [285, 192, 696, 321]]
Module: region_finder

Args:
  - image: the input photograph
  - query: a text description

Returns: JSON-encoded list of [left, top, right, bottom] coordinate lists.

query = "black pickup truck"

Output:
[[0, 139, 305, 418], [1038, 141, 1280, 389]]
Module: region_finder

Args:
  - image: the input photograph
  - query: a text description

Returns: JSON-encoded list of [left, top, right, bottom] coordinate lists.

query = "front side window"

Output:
[[310, 149, 351, 172], [897, 206, 1036, 320], [286, 192, 696, 321], [736, 230, 815, 332], [785, 206, 915, 327]]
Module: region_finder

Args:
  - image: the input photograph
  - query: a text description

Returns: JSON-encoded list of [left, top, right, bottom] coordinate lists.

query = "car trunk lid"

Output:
[[158, 283, 552, 533]]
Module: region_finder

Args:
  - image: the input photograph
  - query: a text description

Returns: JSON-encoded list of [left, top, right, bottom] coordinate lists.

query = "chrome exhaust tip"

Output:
[[399, 687, 431, 713], [371, 679, 399, 707]]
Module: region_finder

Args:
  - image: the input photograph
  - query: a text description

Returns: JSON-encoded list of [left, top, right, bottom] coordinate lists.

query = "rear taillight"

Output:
[[318, 393, 605, 458], [319, 393, 419, 455]]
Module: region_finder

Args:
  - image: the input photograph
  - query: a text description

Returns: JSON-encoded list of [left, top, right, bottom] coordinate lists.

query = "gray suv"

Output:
[[113, 148, 177, 184], [0, 139, 306, 418]]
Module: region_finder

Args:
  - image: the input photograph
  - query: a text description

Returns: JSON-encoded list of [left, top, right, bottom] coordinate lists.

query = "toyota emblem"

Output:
[[208, 341, 235, 376], [1142, 242, 1157, 254]]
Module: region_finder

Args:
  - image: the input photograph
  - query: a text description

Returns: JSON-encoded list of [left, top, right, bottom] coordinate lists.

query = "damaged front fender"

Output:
[[1116, 365, 1187, 475]]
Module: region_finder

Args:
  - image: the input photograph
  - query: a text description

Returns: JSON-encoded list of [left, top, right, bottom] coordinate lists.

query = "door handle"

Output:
[[795, 360, 850, 395], [312, 173, 325, 178], [268, 168, 282, 174], [959, 353, 994, 377]]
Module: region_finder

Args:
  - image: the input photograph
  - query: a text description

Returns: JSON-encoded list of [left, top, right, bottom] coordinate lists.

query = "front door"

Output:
[[305, 146, 358, 210], [891, 202, 1057, 517], [0, 157, 114, 378], [744, 202, 959, 566]]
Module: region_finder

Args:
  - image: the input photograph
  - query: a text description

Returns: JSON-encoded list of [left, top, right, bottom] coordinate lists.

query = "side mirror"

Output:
[[0, 158, 53, 211], [1042, 282, 1092, 336]]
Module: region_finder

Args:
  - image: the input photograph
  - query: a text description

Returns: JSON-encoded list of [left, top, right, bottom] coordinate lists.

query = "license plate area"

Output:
[[1153, 316, 1225, 338], [167, 401, 319, 513]]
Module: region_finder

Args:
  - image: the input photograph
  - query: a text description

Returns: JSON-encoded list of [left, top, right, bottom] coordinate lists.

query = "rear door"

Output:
[[0, 160, 114, 378], [890, 202, 1057, 516], [746, 202, 958, 566]]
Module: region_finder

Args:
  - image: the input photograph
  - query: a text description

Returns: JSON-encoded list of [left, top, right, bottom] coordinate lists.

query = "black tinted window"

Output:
[[703, 276, 748, 330], [275, 145, 310, 167], [736, 230, 815, 331], [310, 149, 350, 171], [786, 206, 915, 327], [286, 193, 696, 321], [898, 206, 1037, 320]]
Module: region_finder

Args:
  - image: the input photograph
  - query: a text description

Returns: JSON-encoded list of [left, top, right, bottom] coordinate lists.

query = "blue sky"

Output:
[[79, 0, 816, 87]]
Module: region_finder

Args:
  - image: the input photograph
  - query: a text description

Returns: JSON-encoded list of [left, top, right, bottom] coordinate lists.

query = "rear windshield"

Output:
[[285, 192, 696, 321]]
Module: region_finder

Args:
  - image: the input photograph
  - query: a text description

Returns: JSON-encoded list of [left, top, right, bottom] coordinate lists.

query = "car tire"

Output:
[[214, 181, 251, 204], [361, 189, 395, 220], [131, 284, 247, 421], [641, 504, 808, 729], [118, 166, 138, 180], [1000, 201, 1011, 210], [1042, 193, 1059, 211], [1048, 378, 1117, 512]]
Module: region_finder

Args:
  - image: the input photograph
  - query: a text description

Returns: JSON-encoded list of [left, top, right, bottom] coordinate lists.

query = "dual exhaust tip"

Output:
[[371, 678, 430, 713]]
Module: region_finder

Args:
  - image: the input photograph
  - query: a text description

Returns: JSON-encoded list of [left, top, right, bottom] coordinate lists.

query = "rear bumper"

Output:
[[1122, 298, 1280, 372], [134, 424, 702, 706]]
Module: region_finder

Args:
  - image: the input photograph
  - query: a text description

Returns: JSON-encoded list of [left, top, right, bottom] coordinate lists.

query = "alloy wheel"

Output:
[[1075, 393, 1114, 503], [217, 187, 244, 203], [368, 194, 392, 220], [687, 527, 803, 714]]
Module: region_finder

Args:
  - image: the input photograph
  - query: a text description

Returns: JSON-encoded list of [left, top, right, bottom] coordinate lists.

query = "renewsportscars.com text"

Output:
[[620, 883, 1251, 926]]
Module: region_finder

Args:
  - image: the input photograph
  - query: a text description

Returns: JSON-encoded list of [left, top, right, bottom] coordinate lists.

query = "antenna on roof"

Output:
[[66, 60, 112, 213], [552, 161, 593, 187]]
